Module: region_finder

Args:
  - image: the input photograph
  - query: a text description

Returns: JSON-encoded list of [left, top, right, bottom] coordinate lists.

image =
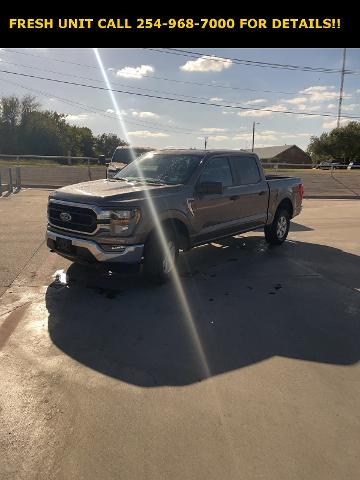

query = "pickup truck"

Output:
[[107, 146, 154, 178], [46, 149, 304, 283]]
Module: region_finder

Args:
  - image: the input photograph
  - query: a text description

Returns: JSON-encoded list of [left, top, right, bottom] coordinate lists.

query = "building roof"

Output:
[[246, 145, 298, 159]]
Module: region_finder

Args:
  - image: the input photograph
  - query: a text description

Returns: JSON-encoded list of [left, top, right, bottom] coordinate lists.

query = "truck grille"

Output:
[[48, 202, 97, 234]]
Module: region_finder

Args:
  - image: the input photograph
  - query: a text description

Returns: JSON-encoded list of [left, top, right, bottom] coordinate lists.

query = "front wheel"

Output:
[[143, 229, 179, 284], [264, 209, 290, 245]]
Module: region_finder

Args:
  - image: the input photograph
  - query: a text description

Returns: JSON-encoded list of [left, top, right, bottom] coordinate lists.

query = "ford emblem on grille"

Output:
[[60, 212, 72, 222]]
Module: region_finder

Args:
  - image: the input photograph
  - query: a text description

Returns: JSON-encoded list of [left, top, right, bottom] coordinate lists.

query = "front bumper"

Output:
[[46, 229, 144, 264]]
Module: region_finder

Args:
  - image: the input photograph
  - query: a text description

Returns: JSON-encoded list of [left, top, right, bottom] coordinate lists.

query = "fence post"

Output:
[[8, 167, 13, 194], [0, 171, 2, 196], [67, 150, 72, 166], [15, 165, 21, 190], [87, 158, 92, 181]]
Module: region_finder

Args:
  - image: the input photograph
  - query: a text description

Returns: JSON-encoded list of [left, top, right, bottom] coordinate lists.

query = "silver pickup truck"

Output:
[[46, 149, 304, 283]]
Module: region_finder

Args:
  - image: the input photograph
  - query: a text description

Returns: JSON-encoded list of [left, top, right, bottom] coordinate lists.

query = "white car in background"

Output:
[[107, 146, 154, 178], [347, 161, 360, 169]]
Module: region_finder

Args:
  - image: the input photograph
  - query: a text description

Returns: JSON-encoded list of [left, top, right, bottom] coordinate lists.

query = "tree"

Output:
[[20, 110, 69, 155], [0, 94, 127, 158], [69, 126, 96, 157], [95, 133, 127, 158], [307, 122, 360, 163], [0, 95, 40, 153]]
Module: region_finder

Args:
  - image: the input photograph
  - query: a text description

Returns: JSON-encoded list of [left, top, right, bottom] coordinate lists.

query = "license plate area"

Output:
[[56, 237, 72, 253]]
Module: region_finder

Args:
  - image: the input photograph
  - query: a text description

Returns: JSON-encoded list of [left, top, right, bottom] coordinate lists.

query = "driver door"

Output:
[[191, 156, 239, 242]]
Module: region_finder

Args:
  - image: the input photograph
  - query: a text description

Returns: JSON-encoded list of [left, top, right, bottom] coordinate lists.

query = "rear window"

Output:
[[232, 156, 261, 185]]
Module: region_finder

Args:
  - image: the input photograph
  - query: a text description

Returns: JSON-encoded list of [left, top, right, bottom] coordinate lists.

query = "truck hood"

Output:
[[50, 179, 186, 206]]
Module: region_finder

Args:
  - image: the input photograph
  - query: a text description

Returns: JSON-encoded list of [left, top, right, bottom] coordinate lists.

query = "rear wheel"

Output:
[[264, 208, 290, 245], [143, 229, 179, 284]]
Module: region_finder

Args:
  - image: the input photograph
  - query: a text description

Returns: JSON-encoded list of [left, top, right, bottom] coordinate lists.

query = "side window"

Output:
[[232, 156, 261, 185], [199, 157, 233, 187]]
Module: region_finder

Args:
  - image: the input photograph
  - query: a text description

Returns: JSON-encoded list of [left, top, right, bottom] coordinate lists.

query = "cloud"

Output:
[[114, 64, 154, 79], [341, 103, 360, 112], [284, 97, 307, 105], [66, 114, 89, 123], [128, 130, 169, 138], [299, 85, 341, 102], [233, 132, 276, 142], [208, 135, 229, 141], [237, 104, 287, 117], [180, 55, 232, 73], [201, 127, 227, 133], [106, 108, 127, 115], [323, 118, 351, 129], [198, 135, 229, 142], [132, 111, 159, 119], [244, 98, 267, 105], [233, 130, 311, 142]]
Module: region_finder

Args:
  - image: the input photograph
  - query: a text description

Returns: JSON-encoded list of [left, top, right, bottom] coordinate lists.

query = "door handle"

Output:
[[258, 191, 267, 195], [229, 195, 240, 201]]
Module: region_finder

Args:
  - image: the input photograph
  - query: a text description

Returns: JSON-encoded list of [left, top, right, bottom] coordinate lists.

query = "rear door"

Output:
[[191, 155, 241, 241], [229, 155, 269, 228]]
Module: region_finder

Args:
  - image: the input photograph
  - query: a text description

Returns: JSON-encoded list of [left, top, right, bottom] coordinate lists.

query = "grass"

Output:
[[0, 159, 103, 167]]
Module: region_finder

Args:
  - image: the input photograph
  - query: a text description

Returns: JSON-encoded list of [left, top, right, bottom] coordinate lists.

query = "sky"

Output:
[[0, 48, 359, 151]]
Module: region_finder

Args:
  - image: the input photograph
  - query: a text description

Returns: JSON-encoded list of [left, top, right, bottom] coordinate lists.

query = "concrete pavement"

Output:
[[0, 190, 360, 479]]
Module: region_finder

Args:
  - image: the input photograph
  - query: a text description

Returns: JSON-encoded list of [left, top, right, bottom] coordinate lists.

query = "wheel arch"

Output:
[[145, 217, 191, 251], [277, 197, 294, 218]]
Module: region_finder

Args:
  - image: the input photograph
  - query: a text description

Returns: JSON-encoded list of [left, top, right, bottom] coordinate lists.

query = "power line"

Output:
[[0, 78, 192, 134], [1, 48, 98, 69], [0, 68, 359, 120], [0, 76, 234, 136], [0, 58, 280, 107], [3, 48, 357, 99], [153, 48, 360, 75]]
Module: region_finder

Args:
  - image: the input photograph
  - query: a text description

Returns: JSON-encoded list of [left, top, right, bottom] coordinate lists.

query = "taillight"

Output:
[[298, 184, 304, 200]]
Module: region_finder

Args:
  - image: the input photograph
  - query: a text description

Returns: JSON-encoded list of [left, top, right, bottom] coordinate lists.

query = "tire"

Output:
[[143, 228, 179, 284], [264, 208, 290, 245]]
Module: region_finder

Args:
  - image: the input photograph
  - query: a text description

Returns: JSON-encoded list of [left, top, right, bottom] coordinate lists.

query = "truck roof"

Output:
[[150, 148, 255, 156]]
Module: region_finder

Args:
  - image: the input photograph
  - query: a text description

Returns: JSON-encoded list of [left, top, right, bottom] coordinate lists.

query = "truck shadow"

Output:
[[46, 236, 360, 387]]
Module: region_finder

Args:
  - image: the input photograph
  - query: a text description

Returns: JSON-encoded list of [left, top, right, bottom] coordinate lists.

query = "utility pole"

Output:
[[337, 47, 347, 128], [204, 136, 208, 150], [251, 122, 259, 152]]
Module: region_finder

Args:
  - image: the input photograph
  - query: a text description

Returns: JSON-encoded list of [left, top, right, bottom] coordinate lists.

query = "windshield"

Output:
[[114, 152, 201, 185]]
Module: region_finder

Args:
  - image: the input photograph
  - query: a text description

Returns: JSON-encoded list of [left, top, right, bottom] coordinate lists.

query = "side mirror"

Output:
[[196, 181, 223, 195]]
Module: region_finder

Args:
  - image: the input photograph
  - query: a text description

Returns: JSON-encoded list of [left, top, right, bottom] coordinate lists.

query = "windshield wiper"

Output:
[[113, 177, 168, 185], [111, 177, 137, 183], [142, 179, 167, 185]]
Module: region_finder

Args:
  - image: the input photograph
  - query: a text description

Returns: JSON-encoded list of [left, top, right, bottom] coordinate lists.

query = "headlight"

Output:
[[102, 208, 141, 236]]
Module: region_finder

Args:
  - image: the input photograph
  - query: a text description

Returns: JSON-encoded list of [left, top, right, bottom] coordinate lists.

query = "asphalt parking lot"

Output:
[[1, 189, 360, 480]]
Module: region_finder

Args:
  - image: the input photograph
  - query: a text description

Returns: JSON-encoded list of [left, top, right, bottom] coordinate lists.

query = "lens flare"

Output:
[[93, 48, 239, 472], [93, 47, 211, 376]]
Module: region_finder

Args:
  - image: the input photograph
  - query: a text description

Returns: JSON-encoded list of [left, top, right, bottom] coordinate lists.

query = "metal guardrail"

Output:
[[0, 154, 110, 166], [1, 160, 358, 198]]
